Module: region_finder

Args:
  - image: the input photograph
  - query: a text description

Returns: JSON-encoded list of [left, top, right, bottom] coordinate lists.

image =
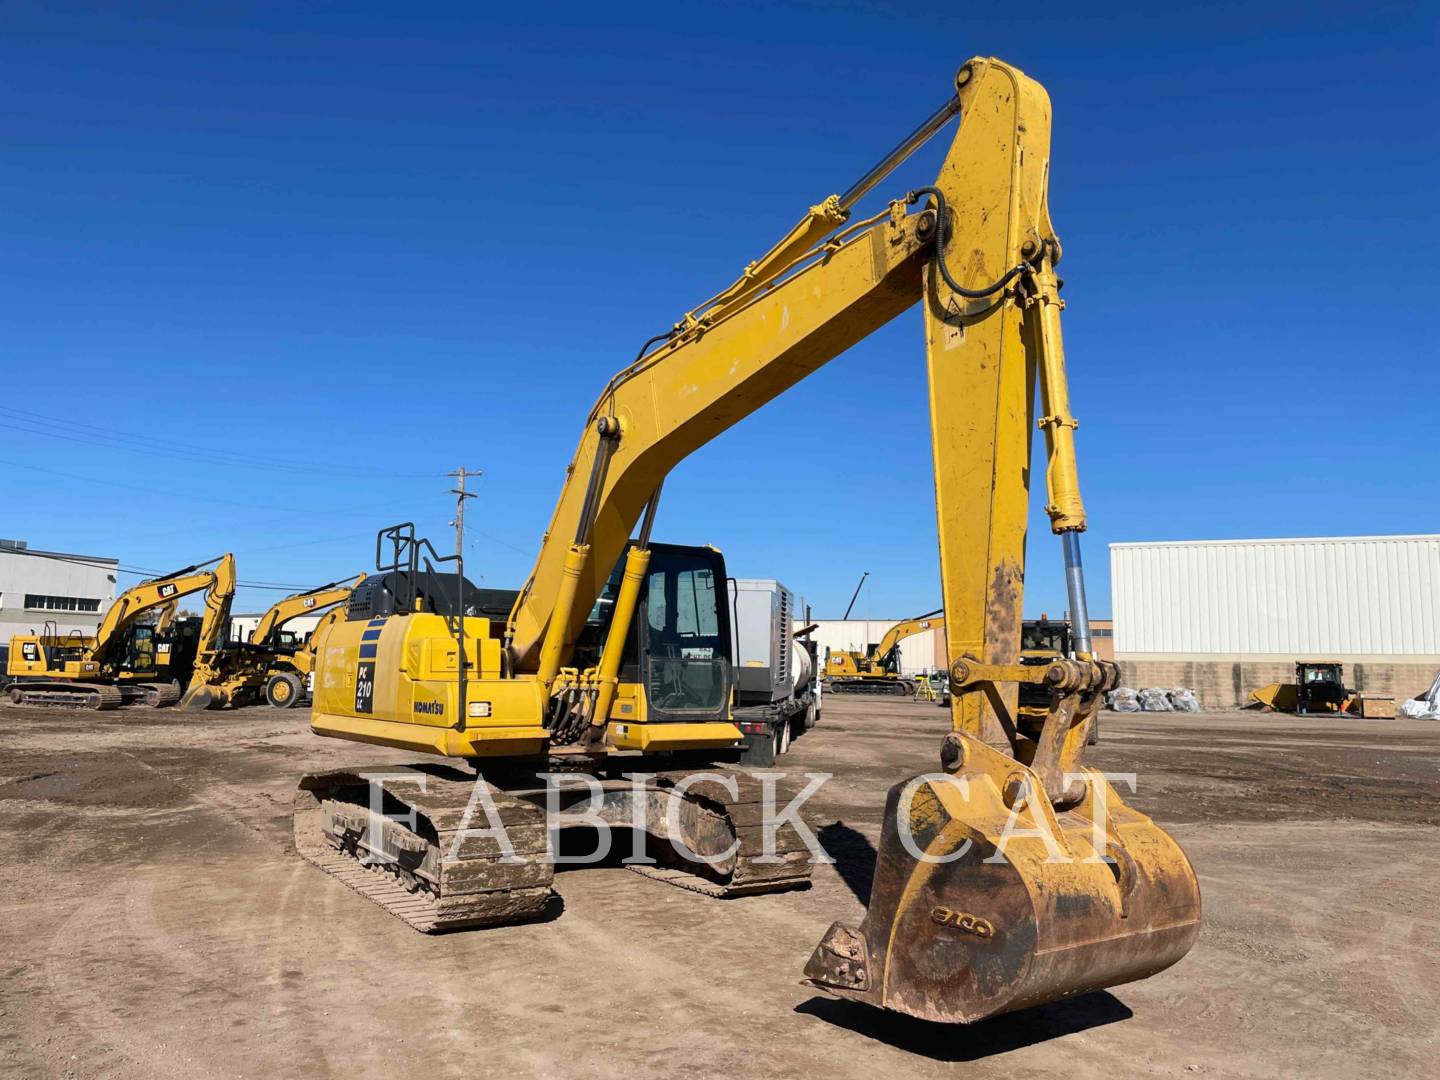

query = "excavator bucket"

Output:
[[178, 685, 216, 711], [803, 743, 1201, 1023]]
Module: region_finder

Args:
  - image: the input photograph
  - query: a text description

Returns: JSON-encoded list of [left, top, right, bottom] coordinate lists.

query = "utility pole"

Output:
[[447, 467, 482, 729], [448, 467, 481, 561]]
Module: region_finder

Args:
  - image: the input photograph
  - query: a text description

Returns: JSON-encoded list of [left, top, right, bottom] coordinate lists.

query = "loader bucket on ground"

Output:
[[1247, 682, 1298, 711], [803, 743, 1201, 1023]]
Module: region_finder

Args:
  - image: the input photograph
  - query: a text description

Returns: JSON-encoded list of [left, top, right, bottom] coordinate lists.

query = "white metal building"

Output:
[[810, 618, 946, 676], [0, 539, 119, 639], [1110, 535, 1440, 659]]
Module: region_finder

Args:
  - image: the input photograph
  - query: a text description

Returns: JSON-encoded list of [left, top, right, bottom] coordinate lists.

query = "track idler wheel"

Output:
[[802, 736, 1201, 1023]]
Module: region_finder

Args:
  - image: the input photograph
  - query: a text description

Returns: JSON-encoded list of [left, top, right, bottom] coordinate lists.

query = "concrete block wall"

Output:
[[1114, 659, 1440, 710]]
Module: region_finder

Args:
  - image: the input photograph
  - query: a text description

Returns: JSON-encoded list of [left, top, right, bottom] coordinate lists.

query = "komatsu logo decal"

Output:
[[413, 700, 444, 716]]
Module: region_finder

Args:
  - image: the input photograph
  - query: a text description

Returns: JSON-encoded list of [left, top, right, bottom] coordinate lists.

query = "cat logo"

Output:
[[929, 907, 996, 938], [158, 584, 178, 598], [303, 597, 317, 608]]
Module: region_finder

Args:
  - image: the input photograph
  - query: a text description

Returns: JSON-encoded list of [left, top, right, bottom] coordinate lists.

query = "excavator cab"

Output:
[[119, 624, 160, 676], [572, 541, 733, 724]]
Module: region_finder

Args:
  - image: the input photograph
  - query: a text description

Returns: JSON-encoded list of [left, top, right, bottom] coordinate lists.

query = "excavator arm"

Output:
[[90, 555, 235, 669], [248, 574, 365, 649], [502, 55, 1198, 1023], [176, 555, 237, 709], [872, 611, 945, 668]]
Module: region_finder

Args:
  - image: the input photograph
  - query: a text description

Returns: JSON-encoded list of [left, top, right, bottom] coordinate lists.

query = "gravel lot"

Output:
[[2, 698, 1436, 1078]]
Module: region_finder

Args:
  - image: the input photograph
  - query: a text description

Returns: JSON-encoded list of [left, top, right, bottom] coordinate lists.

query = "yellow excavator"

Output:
[[179, 574, 364, 710], [824, 610, 945, 695], [6, 555, 236, 710], [294, 56, 1200, 1024]]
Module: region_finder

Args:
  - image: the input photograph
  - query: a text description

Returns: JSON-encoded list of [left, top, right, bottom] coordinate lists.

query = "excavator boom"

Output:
[[873, 610, 944, 664], [249, 574, 366, 649], [90, 557, 231, 668]]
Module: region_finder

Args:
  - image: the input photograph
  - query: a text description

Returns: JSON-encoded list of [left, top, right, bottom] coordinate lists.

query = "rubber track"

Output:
[[627, 766, 813, 897], [294, 765, 554, 933]]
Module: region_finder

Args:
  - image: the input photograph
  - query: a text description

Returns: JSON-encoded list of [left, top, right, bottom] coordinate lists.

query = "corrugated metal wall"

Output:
[[809, 619, 945, 676], [1110, 535, 1440, 656]]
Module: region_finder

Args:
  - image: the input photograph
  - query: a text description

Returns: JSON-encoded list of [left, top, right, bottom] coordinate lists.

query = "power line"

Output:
[[0, 404, 436, 480], [1, 544, 161, 577], [8, 536, 319, 592], [0, 454, 424, 520]]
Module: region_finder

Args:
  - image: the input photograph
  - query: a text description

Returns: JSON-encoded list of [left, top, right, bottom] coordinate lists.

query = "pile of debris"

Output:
[[1400, 672, 1440, 720], [1107, 687, 1200, 713]]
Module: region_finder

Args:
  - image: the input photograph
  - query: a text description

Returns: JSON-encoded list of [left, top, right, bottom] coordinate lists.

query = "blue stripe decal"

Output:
[[367, 617, 387, 627], [361, 628, 382, 641], [358, 644, 378, 658]]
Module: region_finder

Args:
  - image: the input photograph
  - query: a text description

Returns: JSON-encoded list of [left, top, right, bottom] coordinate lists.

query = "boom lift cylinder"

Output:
[[588, 486, 661, 739]]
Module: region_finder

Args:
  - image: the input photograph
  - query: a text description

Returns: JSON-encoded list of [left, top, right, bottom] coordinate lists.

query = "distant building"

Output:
[[1089, 618, 1115, 662], [0, 538, 119, 638], [1110, 534, 1440, 706]]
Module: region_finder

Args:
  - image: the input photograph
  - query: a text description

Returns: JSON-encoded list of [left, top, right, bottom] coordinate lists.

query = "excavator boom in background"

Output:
[[295, 55, 1200, 1025], [5, 554, 236, 709]]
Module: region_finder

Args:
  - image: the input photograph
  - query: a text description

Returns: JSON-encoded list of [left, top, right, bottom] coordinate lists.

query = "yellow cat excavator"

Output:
[[824, 610, 945, 695], [295, 56, 1200, 1024], [178, 574, 364, 710], [6, 555, 236, 709]]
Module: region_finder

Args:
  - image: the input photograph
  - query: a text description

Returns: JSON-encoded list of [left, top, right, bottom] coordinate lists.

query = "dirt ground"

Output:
[[1, 697, 1437, 1079]]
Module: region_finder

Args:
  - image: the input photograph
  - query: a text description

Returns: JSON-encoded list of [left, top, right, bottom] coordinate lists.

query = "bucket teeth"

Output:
[[805, 923, 871, 991]]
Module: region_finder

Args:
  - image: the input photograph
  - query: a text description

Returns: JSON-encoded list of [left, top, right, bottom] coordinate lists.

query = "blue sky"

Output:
[[1, 1, 1435, 618]]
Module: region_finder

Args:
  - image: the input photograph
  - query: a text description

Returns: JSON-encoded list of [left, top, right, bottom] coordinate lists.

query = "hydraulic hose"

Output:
[[906, 186, 1028, 299]]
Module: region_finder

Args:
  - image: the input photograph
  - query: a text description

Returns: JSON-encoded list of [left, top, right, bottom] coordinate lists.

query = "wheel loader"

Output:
[[294, 55, 1201, 1025]]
